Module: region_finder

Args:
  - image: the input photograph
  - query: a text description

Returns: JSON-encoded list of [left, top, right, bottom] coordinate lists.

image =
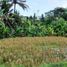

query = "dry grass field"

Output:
[[0, 36, 67, 67]]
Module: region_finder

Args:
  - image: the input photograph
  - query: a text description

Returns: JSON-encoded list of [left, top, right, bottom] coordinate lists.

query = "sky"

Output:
[[14, 0, 67, 16]]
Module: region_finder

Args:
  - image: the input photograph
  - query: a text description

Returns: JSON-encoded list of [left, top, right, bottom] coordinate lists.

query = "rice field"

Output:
[[0, 36, 67, 67]]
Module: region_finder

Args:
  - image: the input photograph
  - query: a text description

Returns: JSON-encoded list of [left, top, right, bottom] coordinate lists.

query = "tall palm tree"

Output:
[[9, 0, 28, 13], [0, 0, 28, 13]]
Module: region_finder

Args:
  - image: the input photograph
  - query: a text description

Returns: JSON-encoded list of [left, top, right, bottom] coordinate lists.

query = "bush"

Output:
[[51, 18, 67, 36], [0, 20, 11, 38]]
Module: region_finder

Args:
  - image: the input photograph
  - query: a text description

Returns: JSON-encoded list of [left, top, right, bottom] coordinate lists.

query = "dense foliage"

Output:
[[0, 3, 67, 38]]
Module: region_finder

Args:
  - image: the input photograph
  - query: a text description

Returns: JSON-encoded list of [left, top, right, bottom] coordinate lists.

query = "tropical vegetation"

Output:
[[0, 0, 67, 39]]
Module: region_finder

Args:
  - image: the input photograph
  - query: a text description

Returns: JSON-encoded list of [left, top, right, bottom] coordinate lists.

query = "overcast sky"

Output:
[[14, 0, 67, 16]]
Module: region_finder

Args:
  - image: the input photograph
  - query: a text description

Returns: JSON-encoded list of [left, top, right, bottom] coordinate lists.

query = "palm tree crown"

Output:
[[0, 0, 28, 13], [9, 0, 28, 13]]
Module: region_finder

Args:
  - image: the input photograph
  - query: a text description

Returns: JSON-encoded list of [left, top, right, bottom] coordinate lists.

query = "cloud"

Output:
[[60, 2, 67, 8], [48, 0, 67, 8]]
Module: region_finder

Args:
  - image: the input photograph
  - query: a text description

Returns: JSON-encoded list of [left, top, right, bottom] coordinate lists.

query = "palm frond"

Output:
[[18, 0, 26, 3], [17, 2, 29, 10]]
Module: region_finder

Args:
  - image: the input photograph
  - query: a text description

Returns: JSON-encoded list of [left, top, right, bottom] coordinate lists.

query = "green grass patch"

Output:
[[0, 64, 25, 67], [0, 62, 67, 67], [39, 62, 67, 67]]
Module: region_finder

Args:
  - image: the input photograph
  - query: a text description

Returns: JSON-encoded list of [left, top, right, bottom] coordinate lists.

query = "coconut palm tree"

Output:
[[0, 0, 28, 13], [9, 0, 28, 13]]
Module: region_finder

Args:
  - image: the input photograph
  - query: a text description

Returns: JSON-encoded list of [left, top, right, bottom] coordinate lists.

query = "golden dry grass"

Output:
[[0, 36, 67, 46], [0, 36, 67, 67]]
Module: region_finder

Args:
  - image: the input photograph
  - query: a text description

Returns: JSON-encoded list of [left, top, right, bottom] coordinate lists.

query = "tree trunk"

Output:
[[14, 4, 16, 13]]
